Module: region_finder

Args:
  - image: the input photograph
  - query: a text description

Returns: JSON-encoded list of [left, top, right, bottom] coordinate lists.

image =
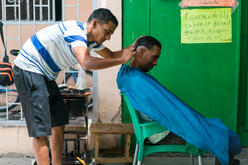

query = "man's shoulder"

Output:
[[118, 65, 145, 81]]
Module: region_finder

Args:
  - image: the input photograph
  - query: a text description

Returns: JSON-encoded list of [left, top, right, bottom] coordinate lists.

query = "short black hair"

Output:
[[134, 36, 162, 50], [88, 8, 118, 26]]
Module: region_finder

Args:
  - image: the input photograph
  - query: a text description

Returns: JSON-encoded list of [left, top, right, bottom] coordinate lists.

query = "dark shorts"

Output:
[[13, 66, 69, 137]]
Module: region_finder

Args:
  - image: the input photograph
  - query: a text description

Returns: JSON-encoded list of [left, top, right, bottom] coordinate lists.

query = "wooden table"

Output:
[[90, 123, 134, 165]]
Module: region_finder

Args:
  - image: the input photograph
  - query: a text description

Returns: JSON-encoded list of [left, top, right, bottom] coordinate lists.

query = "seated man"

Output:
[[117, 36, 241, 165], [137, 107, 186, 145]]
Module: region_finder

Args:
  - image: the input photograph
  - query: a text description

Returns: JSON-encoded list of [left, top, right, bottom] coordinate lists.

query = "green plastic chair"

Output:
[[121, 93, 203, 165]]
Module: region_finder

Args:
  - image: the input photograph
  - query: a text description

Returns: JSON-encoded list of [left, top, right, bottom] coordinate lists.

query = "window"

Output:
[[0, 0, 62, 22]]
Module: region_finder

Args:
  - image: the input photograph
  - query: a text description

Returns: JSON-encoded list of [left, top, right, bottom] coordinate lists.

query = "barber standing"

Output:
[[13, 8, 136, 165]]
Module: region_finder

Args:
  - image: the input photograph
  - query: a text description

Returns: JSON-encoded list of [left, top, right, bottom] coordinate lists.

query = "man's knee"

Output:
[[33, 136, 49, 145], [52, 126, 65, 134]]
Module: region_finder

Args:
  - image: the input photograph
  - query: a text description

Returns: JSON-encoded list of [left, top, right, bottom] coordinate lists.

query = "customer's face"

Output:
[[138, 45, 161, 72], [92, 20, 116, 45]]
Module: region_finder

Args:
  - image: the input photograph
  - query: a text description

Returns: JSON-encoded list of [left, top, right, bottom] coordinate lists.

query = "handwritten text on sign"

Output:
[[181, 8, 232, 44], [182, 0, 235, 7]]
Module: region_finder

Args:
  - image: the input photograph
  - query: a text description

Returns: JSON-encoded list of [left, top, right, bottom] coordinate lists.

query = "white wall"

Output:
[[96, 0, 122, 123], [0, 126, 33, 155], [92, 0, 122, 149]]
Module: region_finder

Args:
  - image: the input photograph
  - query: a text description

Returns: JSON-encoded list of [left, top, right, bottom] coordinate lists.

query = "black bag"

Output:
[[0, 22, 14, 86]]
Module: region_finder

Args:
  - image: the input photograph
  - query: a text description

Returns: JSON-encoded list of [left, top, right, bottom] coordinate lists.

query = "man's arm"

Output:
[[73, 46, 136, 70], [95, 42, 136, 59], [95, 47, 123, 59]]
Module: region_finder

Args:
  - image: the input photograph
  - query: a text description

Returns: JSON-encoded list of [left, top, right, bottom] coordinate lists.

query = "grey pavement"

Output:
[[0, 147, 248, 165], [0, 153, 33, 165]]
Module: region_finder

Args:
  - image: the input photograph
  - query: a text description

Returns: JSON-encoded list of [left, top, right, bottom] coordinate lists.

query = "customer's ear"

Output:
[[92, 19, 98, 28], [136, 46, 146, 57]]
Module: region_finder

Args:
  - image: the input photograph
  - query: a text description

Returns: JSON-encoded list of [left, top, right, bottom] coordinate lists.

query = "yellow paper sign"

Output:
[[182, 0, 235, 7], [181, 8, 232, 44]]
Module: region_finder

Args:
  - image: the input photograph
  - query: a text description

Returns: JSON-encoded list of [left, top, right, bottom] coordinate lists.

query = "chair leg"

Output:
[[133, 144, 139, 165], [190, 154, 195, 165], [197, 155, 203, 165], [137, 143, 144, 164]]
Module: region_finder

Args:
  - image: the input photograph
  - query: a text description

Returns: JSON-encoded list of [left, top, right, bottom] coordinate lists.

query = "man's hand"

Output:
[[121, 46, 137, 64]]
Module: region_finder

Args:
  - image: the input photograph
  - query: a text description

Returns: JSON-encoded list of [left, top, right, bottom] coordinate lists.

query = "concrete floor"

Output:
[[0, 153, 33, 165], [138, 156, 248, 165], [1, 149, 248, 165]]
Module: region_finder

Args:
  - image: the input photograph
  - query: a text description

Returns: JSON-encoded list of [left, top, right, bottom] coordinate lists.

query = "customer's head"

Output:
[[87, 8, 118, 45], [130, 36, 162, 72]]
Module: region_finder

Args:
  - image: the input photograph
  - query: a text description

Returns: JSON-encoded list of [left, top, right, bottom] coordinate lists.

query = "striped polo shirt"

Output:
[[14, 20, 105, 80]]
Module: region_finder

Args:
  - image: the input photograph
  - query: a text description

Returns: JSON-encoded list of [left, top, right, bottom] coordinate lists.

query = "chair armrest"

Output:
[[140, 121, 160, 127], [140, 121, 168, 139]]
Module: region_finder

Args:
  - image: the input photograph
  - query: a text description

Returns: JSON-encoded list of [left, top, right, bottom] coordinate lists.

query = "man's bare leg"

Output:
[[33, 136, 50, 165], [49, 126, 65, 165]]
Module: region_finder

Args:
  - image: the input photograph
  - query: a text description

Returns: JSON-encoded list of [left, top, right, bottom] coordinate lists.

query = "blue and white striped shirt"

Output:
[[14, 21, 105, 80]]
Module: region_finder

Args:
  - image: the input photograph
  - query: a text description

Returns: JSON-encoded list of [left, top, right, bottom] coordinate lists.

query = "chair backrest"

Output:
[[121, 92, 143, 138]]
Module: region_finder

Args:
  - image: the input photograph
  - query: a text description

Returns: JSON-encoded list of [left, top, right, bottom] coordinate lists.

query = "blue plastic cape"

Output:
[[117, 65, 241, 165]]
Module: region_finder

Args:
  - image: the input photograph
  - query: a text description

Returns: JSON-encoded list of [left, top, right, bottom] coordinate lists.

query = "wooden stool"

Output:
[[90, 123, 134, 165]]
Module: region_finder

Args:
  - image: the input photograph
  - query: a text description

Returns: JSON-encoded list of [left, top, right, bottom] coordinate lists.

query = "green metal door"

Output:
[[123, 0, 246, 144], [237, 0, 248, 146]]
